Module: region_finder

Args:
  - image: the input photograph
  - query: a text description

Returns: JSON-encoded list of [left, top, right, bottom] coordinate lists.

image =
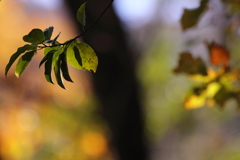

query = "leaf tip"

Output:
[[4, 70, 8, 78], [15, 73, 20, 78]]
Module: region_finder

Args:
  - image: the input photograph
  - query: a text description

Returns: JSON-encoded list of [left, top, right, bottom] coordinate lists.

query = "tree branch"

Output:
[[38, 0, 114, 49]]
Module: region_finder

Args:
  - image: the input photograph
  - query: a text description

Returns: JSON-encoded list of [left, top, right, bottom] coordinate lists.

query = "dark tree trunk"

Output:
[[64, 0, 148, 159]]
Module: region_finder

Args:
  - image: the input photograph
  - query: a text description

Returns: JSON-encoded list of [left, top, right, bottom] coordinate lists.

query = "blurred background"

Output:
[[1, 0, 240, 160]]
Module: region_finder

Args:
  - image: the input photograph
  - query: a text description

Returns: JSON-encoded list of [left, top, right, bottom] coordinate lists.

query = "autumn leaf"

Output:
[[207, 42, 230, 69], [184, 94, 206, 109], [184, 82, 221, 109], [174, 52, 207, 76]]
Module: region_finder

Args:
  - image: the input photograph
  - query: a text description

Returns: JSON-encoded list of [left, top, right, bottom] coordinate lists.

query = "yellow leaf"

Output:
[[206, 82, 221, 98], [184, 94, 206, 109]]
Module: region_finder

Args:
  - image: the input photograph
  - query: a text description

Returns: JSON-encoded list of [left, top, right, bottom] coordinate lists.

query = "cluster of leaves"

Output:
[[175, 0, 240, 109], [5, 3, 98, 89]]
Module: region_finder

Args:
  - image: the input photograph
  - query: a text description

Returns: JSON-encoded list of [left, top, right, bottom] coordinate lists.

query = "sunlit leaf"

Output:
[[184, 82, 222, 109], [43, 26, 54, 41], [54, 58, 66, 89], [44, 52, 55, 84], [15, 50, 35, 78], [44, 46, 59, 56], [23, 28, 44, 44], [60, 53, 73, 82], [39, 50, 56, 68], [174, 52, 207, 75], [206, 82, 221, 98], [180, 0, 209, 30], [40, 46, 59, 67], [184, 94, 206, 109], [77, 2, 87, 30], [5, 44, 35, 76], [207, 42, 230, 69], [52, 48, 64, 67], [66, 40, 98, 73]]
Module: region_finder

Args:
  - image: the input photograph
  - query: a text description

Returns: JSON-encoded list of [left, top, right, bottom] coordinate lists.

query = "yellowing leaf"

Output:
[[184, 94, 206, 109], [184, 82, 221, 109], [206, 82, 221, 98], [67, 40, 98, 73]]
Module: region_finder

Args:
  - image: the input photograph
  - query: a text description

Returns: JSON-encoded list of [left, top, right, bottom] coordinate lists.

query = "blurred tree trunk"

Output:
[[64, 0, 148, 160]]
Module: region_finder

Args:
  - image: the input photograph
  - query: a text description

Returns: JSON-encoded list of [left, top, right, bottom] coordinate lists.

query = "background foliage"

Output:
[[1, 0, 240, 160]]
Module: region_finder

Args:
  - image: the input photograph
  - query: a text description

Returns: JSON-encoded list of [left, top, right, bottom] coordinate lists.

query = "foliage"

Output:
[[180, 0, 209, 30], [176, 0, 240, 110], [5, 3, 98, 89], [77, 2, 87, 30]]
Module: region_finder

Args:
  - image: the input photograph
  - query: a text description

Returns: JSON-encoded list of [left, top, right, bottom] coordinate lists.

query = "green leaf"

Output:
[[44, 46, 59, 56], [52, 48, 64, 67], [66, 40, 98, 73], [180, 0, 209, 30], [77, 2, 87, 30], [44, 52, 55, 84], [54, 58, 66, 89], [40, 47, 59, 68], [23, 28, 44, 44], [173, 52, 207, 75], [41, 46, 63, 67], [43, 26, 54, 41], [5, 44, 35, 76], [15, 50, 35, 78], [39, 50, 56, 68], [60, 53, 73, 82]]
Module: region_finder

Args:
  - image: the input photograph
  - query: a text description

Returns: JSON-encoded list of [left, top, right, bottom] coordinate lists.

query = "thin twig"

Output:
[[40, 0, 114, 49], [63, 0, 114, 45]]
